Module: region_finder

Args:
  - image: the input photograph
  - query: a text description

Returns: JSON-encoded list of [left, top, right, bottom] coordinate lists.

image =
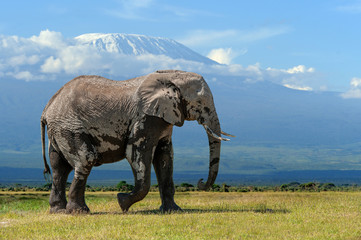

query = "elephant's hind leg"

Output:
[[65, 132, 98, 214], [49, 145, 73, 213], [153, 139, 182, 212], [66, 167, 92, 214]]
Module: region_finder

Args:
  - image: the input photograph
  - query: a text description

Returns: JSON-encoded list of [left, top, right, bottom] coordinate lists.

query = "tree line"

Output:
[[1, 181, 360, 192]]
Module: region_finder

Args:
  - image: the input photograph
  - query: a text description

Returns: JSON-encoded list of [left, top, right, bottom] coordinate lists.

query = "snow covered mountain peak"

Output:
[[75, 33, 217, 65]]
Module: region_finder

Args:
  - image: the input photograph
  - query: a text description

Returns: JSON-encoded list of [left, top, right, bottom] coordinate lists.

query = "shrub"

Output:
[[221, 184, 230, 192], [320, 183, 336, 191], [211, 184, 221, 191], [180, 183, 194, 188], [299, 182, 318, 192], [116, 181, 134, 192]]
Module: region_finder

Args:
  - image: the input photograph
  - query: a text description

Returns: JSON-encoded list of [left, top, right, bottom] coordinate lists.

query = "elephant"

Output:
[[41, 70, 233, 214]]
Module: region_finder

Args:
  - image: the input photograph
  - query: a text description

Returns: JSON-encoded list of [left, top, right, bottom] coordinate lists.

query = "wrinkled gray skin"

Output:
[[41, 70, 232, 214]]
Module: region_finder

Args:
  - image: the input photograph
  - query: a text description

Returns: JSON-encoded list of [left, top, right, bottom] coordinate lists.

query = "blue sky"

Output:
[[1, 0, 361, 92]]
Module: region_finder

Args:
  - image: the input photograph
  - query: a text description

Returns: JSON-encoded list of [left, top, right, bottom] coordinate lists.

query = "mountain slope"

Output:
[[75, 33, 217, 65]]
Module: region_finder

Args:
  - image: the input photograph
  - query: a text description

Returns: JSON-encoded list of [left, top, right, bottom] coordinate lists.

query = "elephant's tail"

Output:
[[41, 118, 52, 182]]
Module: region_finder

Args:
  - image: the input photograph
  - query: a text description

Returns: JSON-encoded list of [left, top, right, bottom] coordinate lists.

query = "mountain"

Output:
[[1, 33, 361, 177], [75, 33, 217, 65]]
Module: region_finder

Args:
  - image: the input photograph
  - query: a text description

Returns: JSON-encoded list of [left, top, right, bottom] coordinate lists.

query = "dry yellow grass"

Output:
[[1, 191, 361, 239]]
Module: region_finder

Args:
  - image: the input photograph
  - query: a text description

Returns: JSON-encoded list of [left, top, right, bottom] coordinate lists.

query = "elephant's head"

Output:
[[137, 70, 234, 190]]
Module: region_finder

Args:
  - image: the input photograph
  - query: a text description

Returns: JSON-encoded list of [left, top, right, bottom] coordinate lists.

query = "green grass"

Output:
[[1, 191, 361, 239]]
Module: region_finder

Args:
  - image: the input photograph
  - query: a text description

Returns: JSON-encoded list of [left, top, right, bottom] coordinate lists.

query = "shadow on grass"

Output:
[[91, 207, 291, 215]]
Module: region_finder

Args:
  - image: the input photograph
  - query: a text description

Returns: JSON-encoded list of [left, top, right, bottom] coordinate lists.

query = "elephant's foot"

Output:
[[159, 201, 183, 213], [49, 194, 68, 214], [66, 201, 90, 214], [49, 205, 67, 214], [117, 193, 132, 212]]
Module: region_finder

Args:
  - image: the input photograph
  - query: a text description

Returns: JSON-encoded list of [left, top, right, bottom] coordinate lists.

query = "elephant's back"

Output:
[[42, 75, 140, 127], [66, 75, 144, 89], [63, 75, 121, 91]]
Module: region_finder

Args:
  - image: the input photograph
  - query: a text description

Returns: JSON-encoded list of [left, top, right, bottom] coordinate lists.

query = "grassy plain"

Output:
[[1, 191, 361, 239]]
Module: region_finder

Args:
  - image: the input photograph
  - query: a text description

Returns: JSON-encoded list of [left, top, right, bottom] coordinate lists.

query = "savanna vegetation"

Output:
[[1, 181, 360, 193], [1, 184, 361, 239]]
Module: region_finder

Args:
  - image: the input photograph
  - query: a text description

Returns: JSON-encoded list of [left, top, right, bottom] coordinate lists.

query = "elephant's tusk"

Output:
[[221, 131, 236, 138], [203, 125, 230, 141]]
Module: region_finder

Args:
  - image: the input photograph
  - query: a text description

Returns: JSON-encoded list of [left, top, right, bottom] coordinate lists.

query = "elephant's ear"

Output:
[[138, 75, 185, 126]]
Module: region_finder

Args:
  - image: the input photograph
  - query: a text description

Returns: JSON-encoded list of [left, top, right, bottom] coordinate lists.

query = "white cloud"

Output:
[[283, 84, 313, 91], [0, 31, 67, 80], [350, 77, 361, 87], [56, 45, 103, 74], [266, 65, 322, 91], [207, 48, 234, 65], [0, 30, 323, 92], [341, 77, 361, 98], [9, 54, 40, 67], [8, 71, 34, 81], [30, 29, 66, 49], [41, 56, 62, 73], [199, 62, 323, 91], [285, 65, 315, 74]]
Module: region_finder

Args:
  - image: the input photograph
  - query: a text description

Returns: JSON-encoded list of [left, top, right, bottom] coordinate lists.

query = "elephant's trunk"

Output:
[[197, 114, 222, 191]]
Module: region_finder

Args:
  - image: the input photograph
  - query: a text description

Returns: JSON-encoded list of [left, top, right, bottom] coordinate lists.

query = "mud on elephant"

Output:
[[41, 70, 233, 213]]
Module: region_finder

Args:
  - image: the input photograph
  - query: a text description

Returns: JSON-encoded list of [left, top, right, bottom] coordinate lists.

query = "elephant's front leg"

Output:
[[153, 139, 182, 212], [118, 140, 153, 212]]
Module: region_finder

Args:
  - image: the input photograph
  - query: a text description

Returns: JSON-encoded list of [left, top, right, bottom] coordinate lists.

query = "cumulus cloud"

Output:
[[9, 71, 34, 81], [0, 31, 61, 80], [0, 30, 324, 92], [207, 48, 234, 65], [30, 30, 66, 49], [341, 77, 361, 98], [9, 54, 40, 67], [211, 63, 264, 82], [265, 65, 323, 91], [41, 56, 62, 73], [0, 30, 220, 80], [284, 65, 315, 74]]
